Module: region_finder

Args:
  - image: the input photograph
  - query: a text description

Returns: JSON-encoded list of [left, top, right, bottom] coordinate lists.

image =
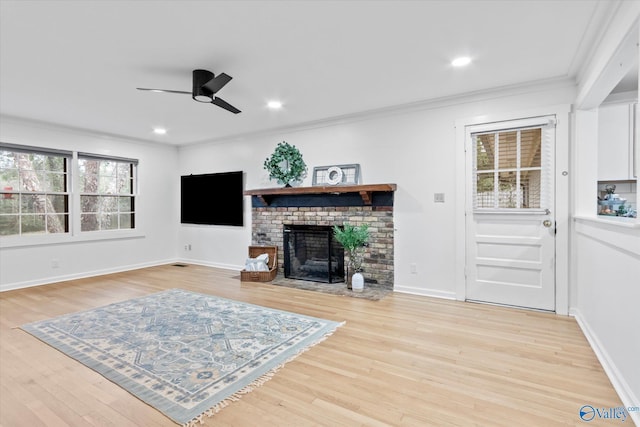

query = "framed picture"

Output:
[[312, 164, 361, 186]]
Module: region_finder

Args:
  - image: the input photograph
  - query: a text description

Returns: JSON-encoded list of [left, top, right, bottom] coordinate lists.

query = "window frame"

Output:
[[470, 117, 555, 214], [0, 144, 141, 248], [0, 143, 72, 237], [77, 153, 138, 233]]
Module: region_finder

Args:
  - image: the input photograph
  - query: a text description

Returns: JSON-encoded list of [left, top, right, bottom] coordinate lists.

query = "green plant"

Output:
[[263, 141, 307, 186], [333, 223, 369, 279], [333, 224, 369, 253]]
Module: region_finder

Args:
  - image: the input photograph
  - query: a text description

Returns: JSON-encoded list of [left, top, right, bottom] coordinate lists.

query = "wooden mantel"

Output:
[[244, 183, 397, 206]]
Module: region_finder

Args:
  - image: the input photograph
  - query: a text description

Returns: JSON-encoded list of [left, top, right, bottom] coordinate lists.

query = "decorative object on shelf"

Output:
[[264, 141, 307, 187], [325, 166, 343, 185], [598, 184, 629, 216], [333, 223, 369, 291], [312, 164, 361, 186], [351, 272, 365, 293]]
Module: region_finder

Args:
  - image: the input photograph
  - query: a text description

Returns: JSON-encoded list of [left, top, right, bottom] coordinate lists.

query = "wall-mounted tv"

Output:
[[181, 171, 243, 226]]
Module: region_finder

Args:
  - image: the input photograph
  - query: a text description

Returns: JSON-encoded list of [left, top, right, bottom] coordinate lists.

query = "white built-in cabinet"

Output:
[[598, 101, 637, 181]]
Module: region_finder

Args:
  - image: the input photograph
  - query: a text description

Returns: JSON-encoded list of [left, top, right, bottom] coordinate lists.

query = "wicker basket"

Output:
[[240, 246, 278, 282]]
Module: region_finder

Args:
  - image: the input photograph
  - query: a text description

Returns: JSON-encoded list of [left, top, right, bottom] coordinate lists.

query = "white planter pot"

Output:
[[352, 272, 364, 292]]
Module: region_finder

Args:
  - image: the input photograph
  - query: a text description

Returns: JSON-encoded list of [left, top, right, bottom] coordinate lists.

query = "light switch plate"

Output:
[[434, 193, 445, 203]]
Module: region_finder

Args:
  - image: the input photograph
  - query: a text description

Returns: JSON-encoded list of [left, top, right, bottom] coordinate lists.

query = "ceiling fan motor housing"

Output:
[[192, 69, 214, 102]]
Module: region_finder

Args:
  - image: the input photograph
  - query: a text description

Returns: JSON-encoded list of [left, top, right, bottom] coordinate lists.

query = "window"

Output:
[[0, 145, 70, 236], [78, 154, 136, 232], [473, 126, 548, 210], [0, 143, 137, 238]]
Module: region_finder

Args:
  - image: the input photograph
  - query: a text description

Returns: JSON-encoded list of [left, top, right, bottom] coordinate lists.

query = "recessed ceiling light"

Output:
[[267, 100, 283, 110], [153, 127, 167, 135], [451, 56, 472, 67]]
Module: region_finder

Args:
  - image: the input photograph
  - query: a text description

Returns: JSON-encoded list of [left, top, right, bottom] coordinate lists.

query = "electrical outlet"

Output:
[[410, 263, 417, 274], [51, 259, 60, 269]]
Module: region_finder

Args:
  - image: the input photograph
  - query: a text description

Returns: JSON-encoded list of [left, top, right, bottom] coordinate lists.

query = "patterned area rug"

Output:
[[21, 289, 343, 426]]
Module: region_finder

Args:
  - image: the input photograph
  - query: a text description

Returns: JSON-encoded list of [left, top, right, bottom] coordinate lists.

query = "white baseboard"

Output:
[[178, 259, 244, 271], [571, 308, 640, 426], [0, 259, 176, 292], [393, 285, 457, 300]]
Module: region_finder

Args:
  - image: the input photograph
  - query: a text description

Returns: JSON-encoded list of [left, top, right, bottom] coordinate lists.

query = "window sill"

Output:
[[0, 229, 145, 249], [574, 215, 640, 229]]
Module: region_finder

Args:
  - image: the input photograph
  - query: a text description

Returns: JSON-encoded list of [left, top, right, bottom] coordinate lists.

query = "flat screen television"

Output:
[[181, 171, 243, 226]]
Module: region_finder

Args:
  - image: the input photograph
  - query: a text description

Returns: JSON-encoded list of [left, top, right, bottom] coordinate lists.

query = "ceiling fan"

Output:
[[137, 69, 241, 114]]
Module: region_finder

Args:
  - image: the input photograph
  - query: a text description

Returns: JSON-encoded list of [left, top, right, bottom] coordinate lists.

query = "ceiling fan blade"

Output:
[[211, 96, 241, 114], [136, 88, 191, 95], [202, 72, 232, 94]]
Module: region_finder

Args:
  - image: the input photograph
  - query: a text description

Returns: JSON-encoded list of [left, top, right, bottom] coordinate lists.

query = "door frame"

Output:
[[454, 105, 571, 314]]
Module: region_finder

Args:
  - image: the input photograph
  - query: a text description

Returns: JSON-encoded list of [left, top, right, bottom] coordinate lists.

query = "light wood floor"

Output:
[[0, 264, 623, 426]]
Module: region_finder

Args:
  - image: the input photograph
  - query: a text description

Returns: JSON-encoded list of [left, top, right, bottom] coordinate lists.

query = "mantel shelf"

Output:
[[244, 183, 397, 206]]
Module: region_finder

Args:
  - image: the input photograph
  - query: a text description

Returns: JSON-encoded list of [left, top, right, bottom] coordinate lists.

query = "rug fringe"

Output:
[[181, 322, 345, 427]]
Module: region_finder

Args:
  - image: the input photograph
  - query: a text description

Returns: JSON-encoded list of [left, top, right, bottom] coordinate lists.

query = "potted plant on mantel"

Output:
[[333, 223, 369, 292]]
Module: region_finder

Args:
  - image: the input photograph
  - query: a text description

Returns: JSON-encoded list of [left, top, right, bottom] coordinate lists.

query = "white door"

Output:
[[465, 117, 556, 311]]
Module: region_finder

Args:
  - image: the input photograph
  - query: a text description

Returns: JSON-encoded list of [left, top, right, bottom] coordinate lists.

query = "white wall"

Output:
[[176, 141, 256, 269], [0, 117, 179, 290], [177, 82, 576, 299], [573, 220, 640, 418]]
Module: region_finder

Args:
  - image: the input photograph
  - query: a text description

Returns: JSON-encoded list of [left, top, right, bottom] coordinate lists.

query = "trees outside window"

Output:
[[78, 156, 135, 232], [0, 144, 137, 237], [0, 147, 69, 236]]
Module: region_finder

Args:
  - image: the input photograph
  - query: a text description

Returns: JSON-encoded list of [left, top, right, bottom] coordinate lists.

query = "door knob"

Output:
[[543, 220, 553, 228]]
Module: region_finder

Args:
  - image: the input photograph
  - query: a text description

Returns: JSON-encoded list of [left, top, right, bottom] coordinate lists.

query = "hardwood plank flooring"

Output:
[[0, 264, 624, 426]]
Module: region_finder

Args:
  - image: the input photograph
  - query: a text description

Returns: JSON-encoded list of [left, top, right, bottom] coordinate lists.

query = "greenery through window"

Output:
[[0, 146, 70, 236], [0, 144, 137, 238], [79, 155, 136, 232]]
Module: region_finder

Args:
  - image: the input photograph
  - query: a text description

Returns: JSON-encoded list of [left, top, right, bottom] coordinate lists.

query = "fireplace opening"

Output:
[[283, 224, 344, 283]]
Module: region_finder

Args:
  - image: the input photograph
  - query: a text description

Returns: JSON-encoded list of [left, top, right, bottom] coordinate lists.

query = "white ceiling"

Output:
[[0, 0, 610, 146]]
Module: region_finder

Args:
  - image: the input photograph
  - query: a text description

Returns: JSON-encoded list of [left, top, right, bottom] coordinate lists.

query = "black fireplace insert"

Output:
[[283, 224, 344, 283]]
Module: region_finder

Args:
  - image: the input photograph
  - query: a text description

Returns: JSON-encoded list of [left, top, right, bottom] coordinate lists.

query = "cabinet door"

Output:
[[598, 103, 632, 181]]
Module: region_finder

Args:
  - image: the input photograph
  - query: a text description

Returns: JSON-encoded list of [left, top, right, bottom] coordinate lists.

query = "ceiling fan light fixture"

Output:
[[192, 69, 215, 103], [193, 94, 212, 103], [139, 68, 240, 113]]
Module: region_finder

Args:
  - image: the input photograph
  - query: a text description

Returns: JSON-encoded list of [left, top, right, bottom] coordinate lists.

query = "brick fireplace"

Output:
[[245, 184, 396, 289]]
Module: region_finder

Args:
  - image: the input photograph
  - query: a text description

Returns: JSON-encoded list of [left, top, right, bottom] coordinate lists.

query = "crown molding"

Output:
[[0, 114, 176, 149], [184, 76, 577, 148]]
